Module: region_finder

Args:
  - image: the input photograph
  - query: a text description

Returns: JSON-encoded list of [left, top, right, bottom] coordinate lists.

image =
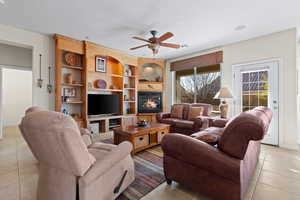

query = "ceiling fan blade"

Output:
[[130, 44, 148, 50], [132, 37, 151, 43], [157, 32, 174, 42], [160, 43, 181, 49]]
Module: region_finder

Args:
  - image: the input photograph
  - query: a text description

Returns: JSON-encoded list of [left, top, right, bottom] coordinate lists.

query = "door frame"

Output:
[[232, 58, 280, 146], [0, 65, 33, 139]]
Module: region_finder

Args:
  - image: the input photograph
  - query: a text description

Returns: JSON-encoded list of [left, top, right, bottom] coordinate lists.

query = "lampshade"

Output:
[[214, 87, 233, 99]]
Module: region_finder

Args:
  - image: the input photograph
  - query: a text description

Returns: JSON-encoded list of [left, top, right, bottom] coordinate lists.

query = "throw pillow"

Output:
[[188, 107, 204, 121], [170, 105, 184, 119]]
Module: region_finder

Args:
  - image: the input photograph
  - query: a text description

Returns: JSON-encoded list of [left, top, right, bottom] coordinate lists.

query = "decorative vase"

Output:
[[66, 73, 73, 84], [219, 101, 229, 118]]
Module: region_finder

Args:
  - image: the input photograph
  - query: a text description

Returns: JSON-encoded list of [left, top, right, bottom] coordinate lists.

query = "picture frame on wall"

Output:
[[63, 88, 76, 97], [95, 56, 106, 72]]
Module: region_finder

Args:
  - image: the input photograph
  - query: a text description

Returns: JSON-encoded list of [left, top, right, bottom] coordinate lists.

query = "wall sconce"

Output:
[[37, 54, 43, 88], [47, 66, 53, 93]]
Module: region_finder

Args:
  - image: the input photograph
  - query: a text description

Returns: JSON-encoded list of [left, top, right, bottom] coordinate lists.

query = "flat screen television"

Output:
[[88, 94, 120, 116]]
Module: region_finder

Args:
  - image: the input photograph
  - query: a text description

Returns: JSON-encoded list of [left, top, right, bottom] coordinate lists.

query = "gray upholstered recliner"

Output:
[[19, 107, 135, 200]]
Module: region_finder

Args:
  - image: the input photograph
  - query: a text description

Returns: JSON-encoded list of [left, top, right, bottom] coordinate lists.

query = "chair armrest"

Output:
[[212, 118, 229, 128], [80, 141, 133, 186], [80, 128, 92, 147], [193, 116, 210, 130], [156, 112, 171, 121], [161, 134, 240, 183]]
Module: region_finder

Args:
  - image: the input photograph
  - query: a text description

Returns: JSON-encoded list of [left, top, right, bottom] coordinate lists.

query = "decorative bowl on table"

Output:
[[137, 120, 148, 127]]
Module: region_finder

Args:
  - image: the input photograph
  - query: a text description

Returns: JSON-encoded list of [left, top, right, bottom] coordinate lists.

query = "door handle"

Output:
[[273, 106, 278, 110]]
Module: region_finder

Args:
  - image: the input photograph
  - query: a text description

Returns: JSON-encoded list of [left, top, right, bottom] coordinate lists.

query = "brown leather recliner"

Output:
[[156, 103, 213, 135], [161, 107, 272, 200]]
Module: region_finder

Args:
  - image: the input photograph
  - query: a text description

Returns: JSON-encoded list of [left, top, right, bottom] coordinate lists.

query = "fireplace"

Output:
[[138, 92, 162, 113]]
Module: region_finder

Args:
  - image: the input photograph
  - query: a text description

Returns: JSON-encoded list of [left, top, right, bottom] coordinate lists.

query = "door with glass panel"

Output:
[[233, 61, 279, 145]]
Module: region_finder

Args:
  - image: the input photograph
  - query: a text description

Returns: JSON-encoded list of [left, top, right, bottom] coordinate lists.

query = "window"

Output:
[[242, 70, 268, 112], [176, 65, 221, 110]]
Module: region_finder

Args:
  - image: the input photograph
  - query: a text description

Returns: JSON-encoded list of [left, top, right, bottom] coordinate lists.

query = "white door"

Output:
[[233, 60, 279, 145]]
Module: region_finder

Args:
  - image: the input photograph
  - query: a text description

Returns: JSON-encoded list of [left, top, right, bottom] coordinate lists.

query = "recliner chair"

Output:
[[161, 107, 272, 200], [19, 107, 135, 200]]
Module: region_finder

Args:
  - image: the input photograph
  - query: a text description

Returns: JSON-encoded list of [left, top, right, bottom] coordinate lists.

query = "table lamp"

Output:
[[214, 87, 233, 118]]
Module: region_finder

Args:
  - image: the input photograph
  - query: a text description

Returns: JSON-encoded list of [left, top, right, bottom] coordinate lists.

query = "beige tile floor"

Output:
[[1, 126, 300, 200]]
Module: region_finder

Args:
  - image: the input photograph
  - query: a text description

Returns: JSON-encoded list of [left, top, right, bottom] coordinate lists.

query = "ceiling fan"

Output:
[[130, 30, 181, 55]]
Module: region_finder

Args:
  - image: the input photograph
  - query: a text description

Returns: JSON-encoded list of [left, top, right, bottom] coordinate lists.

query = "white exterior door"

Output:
[[233, 60, 279, 145]]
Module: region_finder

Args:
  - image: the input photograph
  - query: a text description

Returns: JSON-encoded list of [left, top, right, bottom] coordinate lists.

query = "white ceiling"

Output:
[[0, 0, 299, 59]]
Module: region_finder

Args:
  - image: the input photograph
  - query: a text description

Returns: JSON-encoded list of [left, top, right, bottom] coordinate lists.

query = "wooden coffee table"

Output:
[[113, 123, 170, 154]]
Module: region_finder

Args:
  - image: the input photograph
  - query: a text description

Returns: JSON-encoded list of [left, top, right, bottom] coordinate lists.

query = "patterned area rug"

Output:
[[102, 139, 165, 200]]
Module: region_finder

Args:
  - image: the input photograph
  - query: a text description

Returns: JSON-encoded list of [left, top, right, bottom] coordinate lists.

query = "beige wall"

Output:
[[167, 28, 298, 150], [223, 28, 298, 150], [0, 43, 32, 68], [0, 24, 55, 111]]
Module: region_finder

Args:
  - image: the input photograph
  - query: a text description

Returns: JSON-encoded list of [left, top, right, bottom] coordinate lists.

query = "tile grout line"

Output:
[[250, 153, 266, 200], [16, 137, 22, 200]]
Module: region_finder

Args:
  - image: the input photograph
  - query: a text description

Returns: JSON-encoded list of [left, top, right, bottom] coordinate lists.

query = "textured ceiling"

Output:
[[0, 0, 299, 59]]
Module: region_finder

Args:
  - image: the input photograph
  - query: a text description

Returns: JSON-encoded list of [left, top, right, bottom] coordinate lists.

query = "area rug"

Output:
[[101, 138, 165, 200]]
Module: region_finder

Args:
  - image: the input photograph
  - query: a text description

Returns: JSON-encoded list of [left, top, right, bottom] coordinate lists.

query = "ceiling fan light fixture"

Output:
[[130, 30, 180, 55]]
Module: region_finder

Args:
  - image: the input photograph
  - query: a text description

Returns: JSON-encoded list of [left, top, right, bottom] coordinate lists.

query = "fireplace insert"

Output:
[[138, 92, 162, 113]]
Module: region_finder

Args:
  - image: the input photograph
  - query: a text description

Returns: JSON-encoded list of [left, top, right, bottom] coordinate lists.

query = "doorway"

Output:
[[0, 67, 32, 138], [233, 60, 279, 145]]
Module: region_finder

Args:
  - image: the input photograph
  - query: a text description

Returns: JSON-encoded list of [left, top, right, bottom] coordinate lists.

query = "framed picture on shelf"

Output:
[[63, 88, 76, 97], [95, 56, 106, 72]]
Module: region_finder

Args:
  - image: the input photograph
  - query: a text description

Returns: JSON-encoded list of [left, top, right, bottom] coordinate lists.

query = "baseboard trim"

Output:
[[279, 142, 299, 150]]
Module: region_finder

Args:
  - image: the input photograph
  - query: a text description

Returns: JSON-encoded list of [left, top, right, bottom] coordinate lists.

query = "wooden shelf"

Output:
[[109, 74, 123, 78], [62, 83, 84, 87], [88, 88, 123, 92], [124, 114, 136, 116], [124, 88, 135, 90], [109, 124, 121, 129], [62, 101, 83, 104], [124, 101, 136, 103], [124, 75, 136, 78], [88, 115, 124, 121], [139, 81, 162, 84], [62, 65, 83, 70]]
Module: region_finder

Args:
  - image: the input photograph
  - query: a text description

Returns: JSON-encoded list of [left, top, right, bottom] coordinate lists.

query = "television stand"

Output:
[[88, 115, 124, 133]]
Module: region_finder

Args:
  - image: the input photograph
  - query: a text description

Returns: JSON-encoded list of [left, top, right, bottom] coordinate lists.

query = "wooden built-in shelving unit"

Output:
[[54, 34, 165, 131], [54, 35, 87, 128]]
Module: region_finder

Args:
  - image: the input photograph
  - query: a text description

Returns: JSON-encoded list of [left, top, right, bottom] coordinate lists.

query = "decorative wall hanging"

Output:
[[95, 56, 106, 72], [37, 54, 43, 88], [47, 66, 53, 93]]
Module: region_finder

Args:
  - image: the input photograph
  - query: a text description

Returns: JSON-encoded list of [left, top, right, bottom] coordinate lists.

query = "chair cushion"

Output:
[[191, 127, 224, 145], [188, 107, 204, 121], [170, 104, 184, 119], [89, 142, 116, 151], [174, 120, 194, 129], [190, 103, 213, 116], [160, 118, 179, 125], [88, 148, 110, 161]]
